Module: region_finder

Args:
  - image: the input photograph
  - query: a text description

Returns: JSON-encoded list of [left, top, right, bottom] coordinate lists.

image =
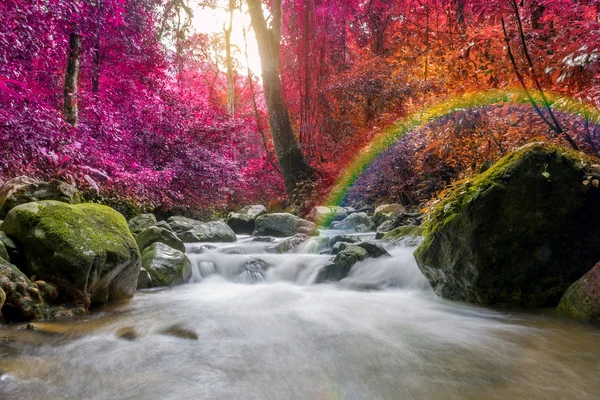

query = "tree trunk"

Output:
[[246, 0, 314, 201], [224, 1, 235, 118], [64, 31, 82, 126], [92, 36, 100, 94]]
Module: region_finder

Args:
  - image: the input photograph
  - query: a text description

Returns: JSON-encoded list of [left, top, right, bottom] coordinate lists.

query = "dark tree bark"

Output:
[[246, 0, 315, 201], [64, 31, 82, 126], [455, 0, 466, 33], [92, 36, 100, 94]]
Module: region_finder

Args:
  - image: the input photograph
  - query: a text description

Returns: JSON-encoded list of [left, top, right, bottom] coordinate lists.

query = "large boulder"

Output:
[[306, 206, 348, 227], [558, 262, 600, 323], [315, 245, 368, 283], [0, 176, 81, 218], [177, 221, 237, 243], [136, 226, 186, 253], [254, 213, 319, 237], [167, 216, 198, 234], [0, 258, 85, 321], [414, 143, 600, 307], [227, 205, 267, 234], [128, 213, 157, 235], [1, 201, 141, 307], [373, 204, 406, 226], [141, 243, 192, 287], [331, 212, 375, 232]]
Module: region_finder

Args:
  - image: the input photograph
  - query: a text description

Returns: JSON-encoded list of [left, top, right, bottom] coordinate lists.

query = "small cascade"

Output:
[[184, 229, 427, 289]]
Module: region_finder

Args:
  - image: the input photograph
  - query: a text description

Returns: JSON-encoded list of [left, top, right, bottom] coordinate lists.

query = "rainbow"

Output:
[[320, 88, 600, 225]]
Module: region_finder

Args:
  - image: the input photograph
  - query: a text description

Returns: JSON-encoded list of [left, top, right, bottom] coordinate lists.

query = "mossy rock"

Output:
[[382, 225, 424, 241], [254, 213, 319, 237], [0, 201, 140, 307], [128, 213, 157, 235], [136, 226, 185, 253], [373, 204, 406, 226], [141, 243, 192, 287], [315, 245, 369, 283], [558, 262, 600, 323], [414, 142, 600, 307], [0, 241, 8, 262], [0, 176, 81, 218]]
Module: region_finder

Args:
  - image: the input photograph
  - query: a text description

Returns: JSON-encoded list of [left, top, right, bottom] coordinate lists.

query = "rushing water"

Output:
[[1, 232, 600, 400]]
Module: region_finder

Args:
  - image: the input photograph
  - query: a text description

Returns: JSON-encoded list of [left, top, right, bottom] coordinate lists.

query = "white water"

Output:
[[1, 231, 600, 399]]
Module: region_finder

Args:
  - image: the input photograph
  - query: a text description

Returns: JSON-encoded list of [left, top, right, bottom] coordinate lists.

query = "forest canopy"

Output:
[[1, 0, 599, 212]]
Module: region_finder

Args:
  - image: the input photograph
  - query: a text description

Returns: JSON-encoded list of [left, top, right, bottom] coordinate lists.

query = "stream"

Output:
[[1, 231, 599, 399]]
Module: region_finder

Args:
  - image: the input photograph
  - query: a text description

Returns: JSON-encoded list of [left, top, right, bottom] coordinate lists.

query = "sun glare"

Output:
[[192, 1, 263, 77]]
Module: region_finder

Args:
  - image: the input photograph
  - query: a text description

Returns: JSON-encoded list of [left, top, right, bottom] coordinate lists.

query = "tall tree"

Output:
[[64, 29, 82, 126], [246, 0, 314, 201], [224, 0, 236, 117]]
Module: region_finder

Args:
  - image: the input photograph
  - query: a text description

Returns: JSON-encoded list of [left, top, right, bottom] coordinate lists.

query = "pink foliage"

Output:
[[0, 0, 284, 210]]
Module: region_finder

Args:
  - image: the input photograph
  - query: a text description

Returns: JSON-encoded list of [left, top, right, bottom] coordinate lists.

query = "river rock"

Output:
[[167, 216, 197, 233], [254, 213, 319, 237], [128, 214, 157, 235], [0, 242, 8, 262], [381, 225, 424, 246], [306, 206, 348, 227], [0, 258, 86, 321], [1, 201, 141, 307], [373, 204, 406, 226], [238, 259, 267, 283], [177, 221, 237, 243], [0, 176, 81, 218], [137, 267, 152, 289], [273, 234, 309, 253], [252, 236, 275, 243], [227, 205, 267, 234], [155, 220, 173, 231], [141, 243, 192, 287], [558, 262, 600, 323], [414, 142, 600, 307], [160, 324, 198, 340], [356, 242, 390, 258], [136, 226, 185, 253], [329, 235, 361, 247], [331, 212, 375, 232], [331, 241, 351, 255], [375, 220, 394, 238], [0, 231, 18, 263], [315, 245, 369, 283]]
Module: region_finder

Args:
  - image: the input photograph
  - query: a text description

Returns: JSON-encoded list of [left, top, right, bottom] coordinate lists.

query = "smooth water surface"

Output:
[[1, 233, 599, 400]]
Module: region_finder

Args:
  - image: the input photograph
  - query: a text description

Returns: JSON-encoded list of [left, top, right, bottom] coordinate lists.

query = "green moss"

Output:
[[422, 142, 590, 238], [414, 141, 600, 306], [0, 201, 140, 304], [382, 225, 424, 240]]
